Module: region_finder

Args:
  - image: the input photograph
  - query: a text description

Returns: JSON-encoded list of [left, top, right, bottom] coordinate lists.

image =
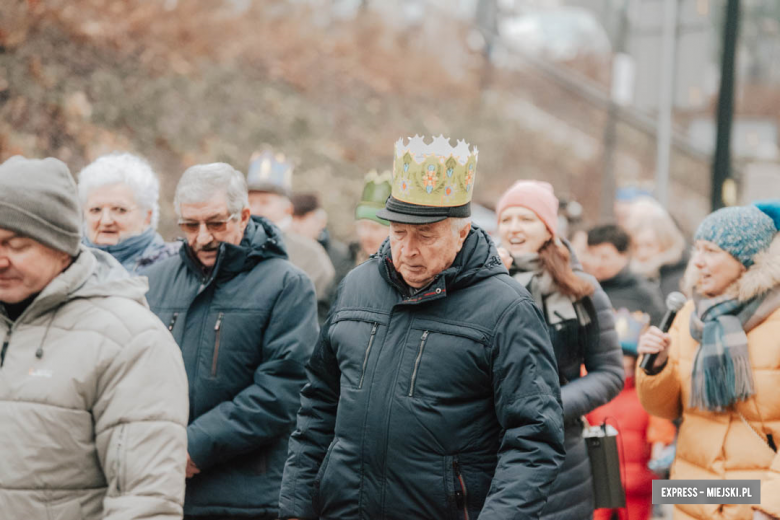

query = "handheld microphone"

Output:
[[639, 291, 687, 371]]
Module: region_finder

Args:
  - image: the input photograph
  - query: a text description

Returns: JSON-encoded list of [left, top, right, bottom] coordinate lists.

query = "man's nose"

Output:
[[195, 224, 213, 245], [401, 238, 419, 257], [0, 255, 10, 270]]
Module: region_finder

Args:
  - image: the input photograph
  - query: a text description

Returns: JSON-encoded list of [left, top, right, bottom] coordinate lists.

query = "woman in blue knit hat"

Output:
[[635, 202, 780, 520]]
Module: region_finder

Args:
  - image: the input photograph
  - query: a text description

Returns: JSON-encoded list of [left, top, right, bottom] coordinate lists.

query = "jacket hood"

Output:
[[377, 224, 506, 295], [181, 216, 288, 280], [684, 233, 780, 302]]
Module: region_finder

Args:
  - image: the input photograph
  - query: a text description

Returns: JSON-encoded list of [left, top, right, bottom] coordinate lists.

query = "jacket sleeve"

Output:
[[560, 279, 625, 422], [635, 304, 686, 421], [94, 325, 189, 520], [479, 298, 566, 519], [278, 309, 341, 520], [186, 271, 319, 470]]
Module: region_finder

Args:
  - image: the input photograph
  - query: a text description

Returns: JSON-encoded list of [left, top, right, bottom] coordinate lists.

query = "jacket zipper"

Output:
[[453, 456, 470, 520], [211, 312, 224, 378], [408, 331, 429, 397], [358, 323, 379, 389], [0, 330, 11, 367], [167, 312, 179, 332]]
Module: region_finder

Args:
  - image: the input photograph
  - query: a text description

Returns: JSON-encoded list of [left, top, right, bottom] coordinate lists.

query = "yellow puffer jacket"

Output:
[[637, 235, 780, 520]]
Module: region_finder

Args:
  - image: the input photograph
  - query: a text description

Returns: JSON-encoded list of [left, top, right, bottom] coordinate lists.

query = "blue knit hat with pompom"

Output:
[[694, 201, 780, 267]]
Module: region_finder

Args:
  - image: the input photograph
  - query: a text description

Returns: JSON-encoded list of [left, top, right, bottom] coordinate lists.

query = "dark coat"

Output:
[[145, 216, 319, 518], [599, 267, 666, 326], [509, 257, 624, 520], [279, 226, 566, 520], [319, 228, 354, 286]]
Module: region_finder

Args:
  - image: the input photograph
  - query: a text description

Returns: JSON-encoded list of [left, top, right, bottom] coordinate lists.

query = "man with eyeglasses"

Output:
[[144, 162, 319, 520]]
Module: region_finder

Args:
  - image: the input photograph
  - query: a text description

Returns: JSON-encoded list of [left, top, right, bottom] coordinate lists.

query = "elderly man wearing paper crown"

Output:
[[278, 136, 565, 520]]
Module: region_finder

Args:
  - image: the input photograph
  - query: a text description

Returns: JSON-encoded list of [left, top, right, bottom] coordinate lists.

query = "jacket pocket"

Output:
[[405, 320, 490, 401], [408, 330, 430, 397], [210, 312, 224, 379], [358, 322, 379, 389], [313, 438, 338, 514], [112, 424, 128, 494]]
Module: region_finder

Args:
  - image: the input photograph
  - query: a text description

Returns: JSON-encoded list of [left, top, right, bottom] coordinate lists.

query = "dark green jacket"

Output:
[[145, 216, 318, 518], [279, 226, 565, 519]]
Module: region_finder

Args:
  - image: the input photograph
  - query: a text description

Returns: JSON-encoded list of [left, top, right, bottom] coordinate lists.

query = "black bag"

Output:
[[583, 421, 626, 509]]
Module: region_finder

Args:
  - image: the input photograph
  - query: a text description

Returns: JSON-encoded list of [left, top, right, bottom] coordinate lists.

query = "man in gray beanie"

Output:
[[0, 155, 190, 519]]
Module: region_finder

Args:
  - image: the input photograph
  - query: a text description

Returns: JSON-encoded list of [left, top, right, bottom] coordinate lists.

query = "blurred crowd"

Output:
[[1, 139, 779, 520]]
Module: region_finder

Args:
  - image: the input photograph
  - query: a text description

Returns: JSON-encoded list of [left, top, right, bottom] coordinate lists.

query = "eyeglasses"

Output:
[[178, 213, 239, 234], [85, 205, 139, 221]]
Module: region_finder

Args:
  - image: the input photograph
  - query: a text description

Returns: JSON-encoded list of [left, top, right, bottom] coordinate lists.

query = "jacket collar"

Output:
[[2, 245, 147, 326]]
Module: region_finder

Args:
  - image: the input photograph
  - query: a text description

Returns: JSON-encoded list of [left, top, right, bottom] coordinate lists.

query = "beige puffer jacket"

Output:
[[0, 246, 189, 519]]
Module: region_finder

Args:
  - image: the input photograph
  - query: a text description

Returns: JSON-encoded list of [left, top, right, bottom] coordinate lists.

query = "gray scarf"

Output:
[[511, 253, 591, 328]]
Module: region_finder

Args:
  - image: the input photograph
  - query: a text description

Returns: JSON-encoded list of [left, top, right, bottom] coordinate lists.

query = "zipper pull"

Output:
[[214, 313, 224, 331], [1, 338, 9, 367], [168, 313, 179, 332]]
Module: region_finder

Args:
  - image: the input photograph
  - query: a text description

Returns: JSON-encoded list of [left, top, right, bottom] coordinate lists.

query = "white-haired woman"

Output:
[[79, 153, 180, 274], [624, 197, 688, 298]]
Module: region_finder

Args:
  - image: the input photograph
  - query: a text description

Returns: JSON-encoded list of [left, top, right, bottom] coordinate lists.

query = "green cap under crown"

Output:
[[355, 170, 392, 226]]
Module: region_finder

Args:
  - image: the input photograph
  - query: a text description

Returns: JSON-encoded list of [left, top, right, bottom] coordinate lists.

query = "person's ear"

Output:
[[457, 222, 471, 249], [144, 209, 153, 227], [240, 207, 252, 230]]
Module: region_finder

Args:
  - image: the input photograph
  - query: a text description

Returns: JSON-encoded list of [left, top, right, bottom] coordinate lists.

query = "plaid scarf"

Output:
[[690, 288, 780, 411]]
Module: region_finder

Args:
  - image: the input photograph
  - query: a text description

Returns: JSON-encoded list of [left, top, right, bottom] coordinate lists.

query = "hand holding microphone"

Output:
[[638, 292, 687, 372]]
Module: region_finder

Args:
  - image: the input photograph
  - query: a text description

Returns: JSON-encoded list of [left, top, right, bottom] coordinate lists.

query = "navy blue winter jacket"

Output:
[[145, 216, 318, 518], [279, 225, 565, 519]]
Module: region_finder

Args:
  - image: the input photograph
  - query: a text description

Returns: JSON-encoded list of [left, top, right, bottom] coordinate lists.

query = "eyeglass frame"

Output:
[[177, 212, 241, 235]]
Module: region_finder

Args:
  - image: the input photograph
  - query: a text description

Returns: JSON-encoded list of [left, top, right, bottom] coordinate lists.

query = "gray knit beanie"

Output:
[[0, 156, 82, 256]]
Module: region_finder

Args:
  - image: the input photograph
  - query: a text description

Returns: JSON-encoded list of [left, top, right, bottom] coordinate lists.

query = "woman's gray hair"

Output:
[[174, 162, 248, 217], [78, 152, 160, 230]]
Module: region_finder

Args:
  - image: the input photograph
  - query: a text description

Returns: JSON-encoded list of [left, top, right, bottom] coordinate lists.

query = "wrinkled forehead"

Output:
[[179, 193, 230, 220], [85, 182, 138, 205]]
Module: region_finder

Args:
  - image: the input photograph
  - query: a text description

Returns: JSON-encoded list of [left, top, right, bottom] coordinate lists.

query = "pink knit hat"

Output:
[[496, 180, 559, 236]]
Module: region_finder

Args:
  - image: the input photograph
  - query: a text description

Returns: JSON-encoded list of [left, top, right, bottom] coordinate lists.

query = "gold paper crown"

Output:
[[392, 135, 478, 207]]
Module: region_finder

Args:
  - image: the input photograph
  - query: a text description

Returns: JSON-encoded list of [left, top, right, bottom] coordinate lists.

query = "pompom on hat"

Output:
[[694, 201, 780, 267], [496, 180, 559, 237]]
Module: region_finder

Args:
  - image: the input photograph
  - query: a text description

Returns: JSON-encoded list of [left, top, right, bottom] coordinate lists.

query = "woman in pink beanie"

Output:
[[496, 180, 624, 520]]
